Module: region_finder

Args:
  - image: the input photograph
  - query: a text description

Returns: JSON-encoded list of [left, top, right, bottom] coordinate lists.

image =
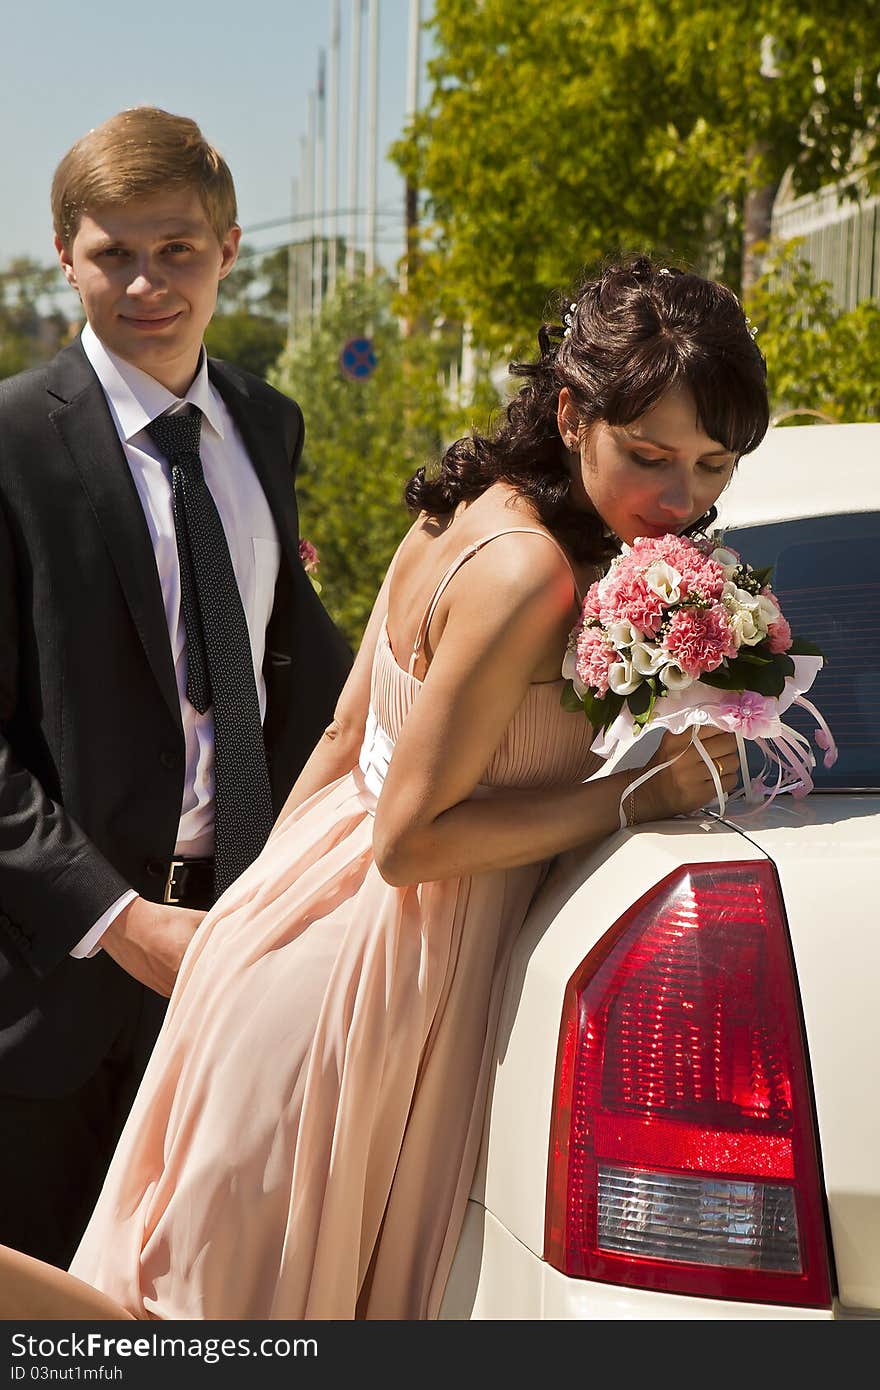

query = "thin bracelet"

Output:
[[625, 788, 637, 827]]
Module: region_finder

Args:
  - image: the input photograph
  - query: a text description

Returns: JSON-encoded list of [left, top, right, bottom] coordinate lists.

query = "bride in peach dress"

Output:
[[0, 257, 766, 1320]]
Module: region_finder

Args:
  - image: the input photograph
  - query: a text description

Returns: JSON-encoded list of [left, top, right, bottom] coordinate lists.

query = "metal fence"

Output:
[[771, 174, 880, 310]]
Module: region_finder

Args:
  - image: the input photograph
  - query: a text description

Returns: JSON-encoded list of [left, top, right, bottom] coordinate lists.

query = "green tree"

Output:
[[748, 240, 880, 424], [204, 311, 286, 378], [0, 257, 70, 379], [270, 275, 493, 646], [208, 241, 293, 380], [394, 0, 880, 353], [216, 243, 261, 314]]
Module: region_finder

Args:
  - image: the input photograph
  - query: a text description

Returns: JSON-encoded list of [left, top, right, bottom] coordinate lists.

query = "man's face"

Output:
[[57, 187, 239, 393]]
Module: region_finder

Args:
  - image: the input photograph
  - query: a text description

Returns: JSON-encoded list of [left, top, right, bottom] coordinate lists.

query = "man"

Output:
[[0, 107, 351, 1266]]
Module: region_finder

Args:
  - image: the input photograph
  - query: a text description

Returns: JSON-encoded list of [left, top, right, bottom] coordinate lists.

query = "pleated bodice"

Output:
[[369, 618, 599, 789]]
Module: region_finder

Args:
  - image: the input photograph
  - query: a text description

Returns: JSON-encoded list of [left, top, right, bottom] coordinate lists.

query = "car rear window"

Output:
[[722, 512, 880, 791]]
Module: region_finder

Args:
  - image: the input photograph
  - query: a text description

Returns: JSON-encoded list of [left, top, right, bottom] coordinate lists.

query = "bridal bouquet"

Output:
[[562, 532, 836, 822]]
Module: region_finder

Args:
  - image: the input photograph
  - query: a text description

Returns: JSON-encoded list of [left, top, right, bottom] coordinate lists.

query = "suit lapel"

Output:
[[47, 341, 181, 726], [208, 361, 302, 578]]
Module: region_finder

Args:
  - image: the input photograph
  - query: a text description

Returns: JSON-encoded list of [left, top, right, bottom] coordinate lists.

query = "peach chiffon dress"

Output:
[[70, 528, 599, 1319]]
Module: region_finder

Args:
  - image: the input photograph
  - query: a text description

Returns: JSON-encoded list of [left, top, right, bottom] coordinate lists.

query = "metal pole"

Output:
[[298, 134, 310, 333], [402, 0, 421, 303], [406, 0, 420, 131], [287, 176, 298, 351], [315, 52, 326, 316], [328, 0, 341, 293], [346, 0, 363, 278], [307, 90, 316, 323], [365, 0, 379, 276]]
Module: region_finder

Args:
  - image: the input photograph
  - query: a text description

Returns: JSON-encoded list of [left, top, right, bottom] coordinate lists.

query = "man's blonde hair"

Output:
[[51, 107, 238, 249]]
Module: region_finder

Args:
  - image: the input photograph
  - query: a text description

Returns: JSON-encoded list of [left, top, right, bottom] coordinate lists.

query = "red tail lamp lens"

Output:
[[545, 863, 831, 1307]]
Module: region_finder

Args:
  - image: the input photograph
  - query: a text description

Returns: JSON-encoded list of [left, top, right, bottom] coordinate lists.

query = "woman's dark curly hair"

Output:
[[405, 254, 769, 565]]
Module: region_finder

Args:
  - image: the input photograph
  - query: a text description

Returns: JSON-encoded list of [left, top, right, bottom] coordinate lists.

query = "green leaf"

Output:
[[627, 680, 655, 716], [749, 565, 774, 587], [699, 665, 744, 691], [701, 654, 790, 697], [560, 681, 586, 713], [581, 687, 625, 731], [787, 638, 824, 657], [630, 681, 659, 727]]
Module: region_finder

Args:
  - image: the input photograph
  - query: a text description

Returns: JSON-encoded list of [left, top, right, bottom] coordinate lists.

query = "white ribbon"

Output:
[[615, 727, 725, 829], [358, 707, 396, 803], [589, 655, 837, 827]]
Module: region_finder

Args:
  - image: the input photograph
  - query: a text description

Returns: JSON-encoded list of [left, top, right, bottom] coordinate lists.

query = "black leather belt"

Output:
[[163, 857, 215, 910]]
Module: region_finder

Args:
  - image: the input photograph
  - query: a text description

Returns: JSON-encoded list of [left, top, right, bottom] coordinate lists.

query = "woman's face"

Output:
[[557, 383, 737, 545]]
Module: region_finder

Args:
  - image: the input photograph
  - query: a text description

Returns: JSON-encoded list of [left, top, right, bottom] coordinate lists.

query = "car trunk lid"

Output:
[[720, 794, 880, 1311]]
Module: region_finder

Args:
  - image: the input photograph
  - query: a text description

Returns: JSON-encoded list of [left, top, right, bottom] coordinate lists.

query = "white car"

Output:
[[441, 422, 880, 1321]]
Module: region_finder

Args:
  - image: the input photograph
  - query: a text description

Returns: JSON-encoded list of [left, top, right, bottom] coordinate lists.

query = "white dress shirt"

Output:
[[71, 324, 281, 956]]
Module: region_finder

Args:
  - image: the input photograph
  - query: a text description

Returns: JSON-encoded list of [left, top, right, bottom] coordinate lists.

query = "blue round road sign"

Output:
[[339, 337, 377, 381]]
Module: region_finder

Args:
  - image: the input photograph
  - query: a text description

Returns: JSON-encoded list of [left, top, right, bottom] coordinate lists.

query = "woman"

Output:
[[0, 256, 766, 1320]]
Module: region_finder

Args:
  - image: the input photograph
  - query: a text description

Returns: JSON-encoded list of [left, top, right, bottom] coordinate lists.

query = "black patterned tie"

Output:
[[146, 407, 274, 898]]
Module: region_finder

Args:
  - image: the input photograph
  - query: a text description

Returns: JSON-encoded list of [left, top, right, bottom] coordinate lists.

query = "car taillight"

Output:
[[545, 862, 832, 1307]]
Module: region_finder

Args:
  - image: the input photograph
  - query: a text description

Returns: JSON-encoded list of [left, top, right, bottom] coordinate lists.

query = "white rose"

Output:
[[630, 641, 667, 675], [608, 659, 643, 695], [711, 546, 742, 580], [728, 607, 761, 646], [722, 581, 760, 612], [643, 560, 682, 603], [561, 646, 588, 697], [607, 619, 642, 650], [755, 592, 780, 627], [722, 582, 766, 645], [659, 661, 695, 691]]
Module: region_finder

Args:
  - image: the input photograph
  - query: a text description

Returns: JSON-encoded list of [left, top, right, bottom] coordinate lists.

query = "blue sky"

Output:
[[3, 0, 434, 287]]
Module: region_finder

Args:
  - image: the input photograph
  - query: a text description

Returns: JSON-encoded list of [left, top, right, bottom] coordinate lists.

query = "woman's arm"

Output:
[[275, 533, 406, 819], [373, 536, 740, 885]]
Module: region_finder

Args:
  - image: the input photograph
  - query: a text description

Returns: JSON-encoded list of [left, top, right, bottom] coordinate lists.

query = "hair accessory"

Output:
[[745, 314, 759, 339], [657, 268, 672, 277], [562, 302, 578, 339]]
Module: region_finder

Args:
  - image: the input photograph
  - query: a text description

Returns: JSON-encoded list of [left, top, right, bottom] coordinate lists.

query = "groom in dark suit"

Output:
[[0, 107, 351, 1266]]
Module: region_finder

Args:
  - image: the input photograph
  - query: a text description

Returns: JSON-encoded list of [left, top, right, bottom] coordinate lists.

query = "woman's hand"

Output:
[[636, 727, 741, 822]]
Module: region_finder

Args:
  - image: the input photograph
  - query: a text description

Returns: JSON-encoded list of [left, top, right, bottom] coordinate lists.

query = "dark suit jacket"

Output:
[[0, 338, 351, 1096]]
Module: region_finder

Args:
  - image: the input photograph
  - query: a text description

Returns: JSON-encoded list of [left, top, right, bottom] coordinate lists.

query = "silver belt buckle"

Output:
[[163, 858, 185, 905]]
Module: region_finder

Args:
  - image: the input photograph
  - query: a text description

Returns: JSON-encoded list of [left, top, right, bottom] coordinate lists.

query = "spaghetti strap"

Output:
[[407, 527, 581, 675]]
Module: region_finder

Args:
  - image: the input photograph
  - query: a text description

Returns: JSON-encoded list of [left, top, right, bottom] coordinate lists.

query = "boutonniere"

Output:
[[299, 538, 322, 594]]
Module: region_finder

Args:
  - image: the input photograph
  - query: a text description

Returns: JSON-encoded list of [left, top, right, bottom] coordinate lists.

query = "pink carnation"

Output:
[[575, 624, 617, 697], [759, 586, 792, 652], [663, 603, 736, 679], [627, 535, 727, 600], [299, 538, 320, 574], [767, 611, 792, 654], [580, 582, 603, 623], [597, 570, 665, 635]]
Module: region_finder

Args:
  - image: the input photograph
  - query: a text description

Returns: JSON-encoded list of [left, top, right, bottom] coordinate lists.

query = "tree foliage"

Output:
[[270, 275, 493, 646], [0, 258, 70, 380], [205, 242, 290, 380], [394, 0, 880, 353], [748, 240, 880, 424], [204, 311, 286, 379]]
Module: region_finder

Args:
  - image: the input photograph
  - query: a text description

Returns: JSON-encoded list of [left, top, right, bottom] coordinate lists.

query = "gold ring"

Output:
[[715, 758, 725, 778]]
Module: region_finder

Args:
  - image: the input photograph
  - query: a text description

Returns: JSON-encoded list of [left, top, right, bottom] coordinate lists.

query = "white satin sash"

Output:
[[358, 706, 396, 808]]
